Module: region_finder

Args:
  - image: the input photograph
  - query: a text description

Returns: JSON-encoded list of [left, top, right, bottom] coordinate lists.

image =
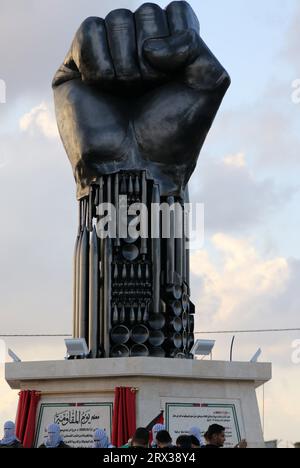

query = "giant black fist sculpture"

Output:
[[53, 1, 230, 199], [53, 2, 230, 359]]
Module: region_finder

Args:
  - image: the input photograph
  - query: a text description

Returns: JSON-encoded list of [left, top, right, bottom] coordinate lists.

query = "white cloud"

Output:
[[223, 152, 246, 168], [19, 102, 59, 139], [191, 233, 290, 324], [189, 152, 296, 233], [190, 235, 300, 444], [0, 127, 75, 335], [209, 79, 300, 168], [262, 365, 300, 444], [281, 4, 300, 70]]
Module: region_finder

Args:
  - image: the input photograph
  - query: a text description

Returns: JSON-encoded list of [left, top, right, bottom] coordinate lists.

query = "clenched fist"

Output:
[[53, 1, 230, 199]]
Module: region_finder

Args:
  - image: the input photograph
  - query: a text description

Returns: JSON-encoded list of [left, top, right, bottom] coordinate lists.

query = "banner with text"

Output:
[[34, 399, 113, 448], [163, 398, 245, 448]]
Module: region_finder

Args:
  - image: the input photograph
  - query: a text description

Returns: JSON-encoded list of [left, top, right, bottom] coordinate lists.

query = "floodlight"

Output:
[[65, 338, 89, 360], [8, 349, 22, 363], [191, 339, 215, 357], [250, 348, 262, 363]]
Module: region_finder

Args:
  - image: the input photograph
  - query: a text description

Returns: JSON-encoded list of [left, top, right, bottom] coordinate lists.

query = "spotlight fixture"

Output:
[[65, 338, 89, 360], [191, 339, 215, 358]]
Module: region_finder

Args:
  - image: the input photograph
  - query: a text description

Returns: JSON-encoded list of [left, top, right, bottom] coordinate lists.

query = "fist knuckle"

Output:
[[136, 2, 162, 17], [106, 9, 132, 23], [80, 16, 102, 32], [137, 2, 161, 11], [168, 1, 189, 8]]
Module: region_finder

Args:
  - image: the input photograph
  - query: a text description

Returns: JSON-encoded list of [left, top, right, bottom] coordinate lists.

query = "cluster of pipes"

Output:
[[73, 171, 195, 359]]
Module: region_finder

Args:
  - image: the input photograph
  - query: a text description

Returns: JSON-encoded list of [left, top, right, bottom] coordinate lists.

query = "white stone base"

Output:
[[5, 358, 271, 448]]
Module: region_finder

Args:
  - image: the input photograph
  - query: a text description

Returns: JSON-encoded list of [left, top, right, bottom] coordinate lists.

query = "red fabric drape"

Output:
[[16, 390, 41, 448], [112, 387, 137, 447]]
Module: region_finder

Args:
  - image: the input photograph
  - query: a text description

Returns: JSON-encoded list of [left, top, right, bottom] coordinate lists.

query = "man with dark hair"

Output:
[[203, 425, 226, 449], [204, 425, 247, 449], [156, 431, 173, 448], [176, 435, 192, 449], [132, 428, 149, 448], [190, 435, 201, 448]]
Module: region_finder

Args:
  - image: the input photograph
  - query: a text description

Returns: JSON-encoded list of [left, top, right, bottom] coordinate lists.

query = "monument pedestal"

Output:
[[5, 358, 271, 448]]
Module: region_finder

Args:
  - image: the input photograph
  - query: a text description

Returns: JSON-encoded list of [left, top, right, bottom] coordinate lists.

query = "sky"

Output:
[[0, 0, 299, 447]]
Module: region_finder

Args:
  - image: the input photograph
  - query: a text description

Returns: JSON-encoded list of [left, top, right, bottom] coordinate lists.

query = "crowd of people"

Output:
[[0, 420, 247, 449], [119, 424, 247, 449]]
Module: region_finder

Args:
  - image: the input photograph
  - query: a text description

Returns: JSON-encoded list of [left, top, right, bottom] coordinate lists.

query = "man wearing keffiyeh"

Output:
[[94, 429, 114, 448], [0, 421, 22, 449], [39, 423, 70, 449]]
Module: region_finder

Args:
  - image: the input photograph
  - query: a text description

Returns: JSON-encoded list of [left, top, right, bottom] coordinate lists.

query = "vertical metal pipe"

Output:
[[103, 176, 112, 357], [120, 174, 127, 194], [175, 201, 183, 281], [186, 244, 190, 293], [77, 199, 86, 339], [114, 173, 120, 247], [182, 211, 187, 285], [184, 187, 190, 292], [77, 200, 86, 339], [141, 172, 148, 255], [79, 204, 89, 344], [166, 196, 175, 285], [75, 233, 82, 339], [103, 236, 112, 358], [88, 186, 93, 232], [134, 175, 140, 196], [151, 184, 161, 314], [128, 175, 133, 195], [107, 175, 112, 215], [73, 200, 82, 338], [94, 184, 100, 207], [89, 227, 99, 358], [98, 177, 104, 355]]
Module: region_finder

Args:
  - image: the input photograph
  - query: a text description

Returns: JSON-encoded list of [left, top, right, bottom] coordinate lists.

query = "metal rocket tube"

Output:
[[89, 227, 99, 358], [88, 186, 93, 232], [73, 200, 83, 338], [103, 176, 112, 357], [141, 172, 148, 255], [151, 184, 161, 314], [78, 202, 89, 343], [103, 236, 112, 357], [175, 201, 183, 281], [184, 187, 190, 292], [98, 176, 105, 355], [166, 196, 175, 285], [114, 173, 120, 247]]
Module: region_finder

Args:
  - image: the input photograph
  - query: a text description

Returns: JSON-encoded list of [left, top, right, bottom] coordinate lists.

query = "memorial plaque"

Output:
[[34, 399, 113, 448], [163, 398, 245, 448]]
